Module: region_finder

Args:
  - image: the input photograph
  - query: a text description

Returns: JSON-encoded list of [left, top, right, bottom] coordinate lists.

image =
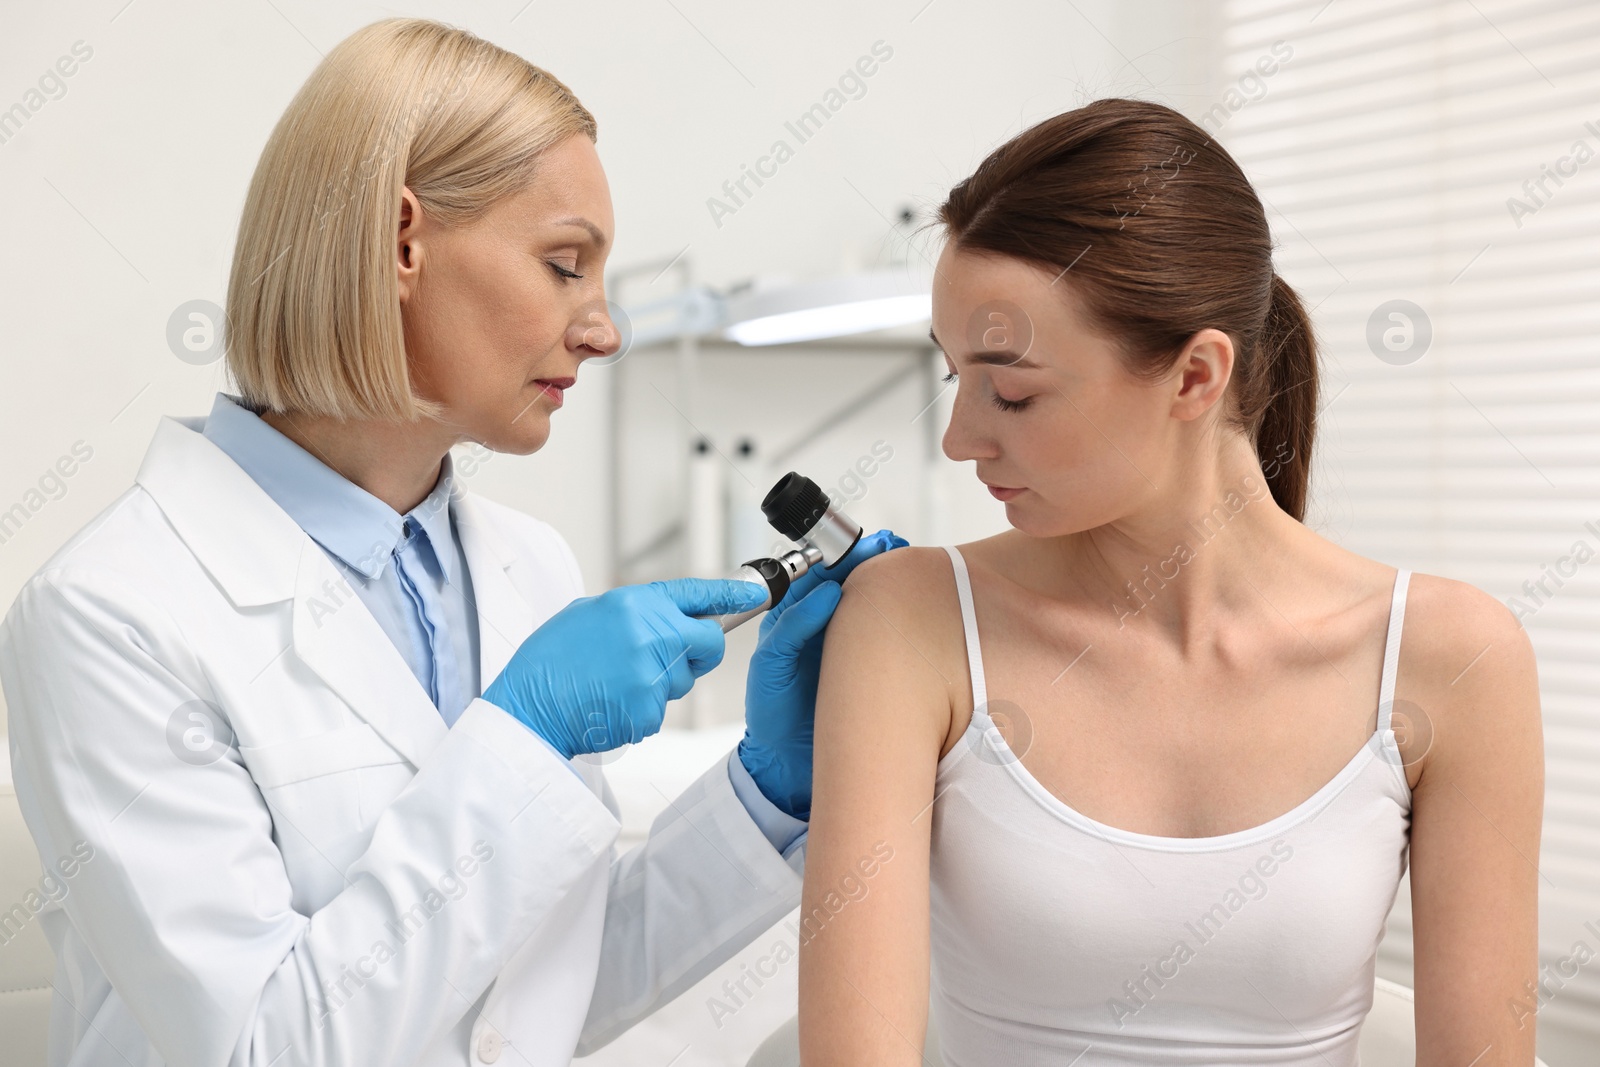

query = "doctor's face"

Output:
[[932, 245, 1180, 538], [397, 133, 621, 455]]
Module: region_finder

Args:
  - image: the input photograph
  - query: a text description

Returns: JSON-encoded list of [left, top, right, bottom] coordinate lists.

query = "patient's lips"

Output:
[[982, 480, 1025, 501]]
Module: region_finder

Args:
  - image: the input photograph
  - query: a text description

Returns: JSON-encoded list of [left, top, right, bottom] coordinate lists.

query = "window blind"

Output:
[[1216, 0, 1600, 1059]]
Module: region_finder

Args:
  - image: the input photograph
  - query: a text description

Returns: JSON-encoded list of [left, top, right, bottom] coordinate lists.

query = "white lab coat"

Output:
[[0, 414, 806, 1067]]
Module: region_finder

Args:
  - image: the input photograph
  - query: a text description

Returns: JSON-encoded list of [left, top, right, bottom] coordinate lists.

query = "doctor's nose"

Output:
[[574, 304, 624, 360]]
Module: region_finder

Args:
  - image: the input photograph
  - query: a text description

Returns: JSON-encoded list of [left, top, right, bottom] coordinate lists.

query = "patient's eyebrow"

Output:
[[928, 326, 1043, 369]]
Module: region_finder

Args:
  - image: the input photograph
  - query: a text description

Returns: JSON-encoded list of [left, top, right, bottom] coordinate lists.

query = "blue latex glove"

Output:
[[484, 577, 769, 759], [738, 529, 910, 819]]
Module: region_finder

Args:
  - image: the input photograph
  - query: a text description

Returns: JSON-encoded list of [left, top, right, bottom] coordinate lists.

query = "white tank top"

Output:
[[928, 545, 1413, 1066]]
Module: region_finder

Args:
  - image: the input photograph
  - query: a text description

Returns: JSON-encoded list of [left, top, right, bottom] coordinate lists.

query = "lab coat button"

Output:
[[477, 1029, 502, 1063]]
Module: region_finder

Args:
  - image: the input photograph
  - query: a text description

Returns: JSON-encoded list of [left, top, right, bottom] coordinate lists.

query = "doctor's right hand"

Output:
[[482, 578, 769, 759]]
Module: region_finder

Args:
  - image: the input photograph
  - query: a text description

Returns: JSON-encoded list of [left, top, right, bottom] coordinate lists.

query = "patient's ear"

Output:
[[1170, 328, 1235, 422]]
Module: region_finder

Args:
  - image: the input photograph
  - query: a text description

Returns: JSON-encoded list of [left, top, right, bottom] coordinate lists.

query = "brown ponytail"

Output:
[[1253, 275, 1318, 520], [937, 98, 1320, 521]]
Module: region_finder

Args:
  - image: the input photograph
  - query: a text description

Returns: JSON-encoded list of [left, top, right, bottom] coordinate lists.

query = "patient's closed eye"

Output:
[[943, 370, 1033, 413], [991, 394, 1031, 412]]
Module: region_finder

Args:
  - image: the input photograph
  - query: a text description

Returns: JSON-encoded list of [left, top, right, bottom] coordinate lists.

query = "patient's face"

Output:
[[931, 244, 1179, 537]]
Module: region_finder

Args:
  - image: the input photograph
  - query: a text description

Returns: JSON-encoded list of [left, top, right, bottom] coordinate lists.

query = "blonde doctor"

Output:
[[0, 18, 904, 1067]]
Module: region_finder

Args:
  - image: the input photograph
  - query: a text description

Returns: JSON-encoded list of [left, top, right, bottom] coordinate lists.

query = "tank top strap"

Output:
[[941, 545, 988, 710], [1376, 567, 1412, 733]]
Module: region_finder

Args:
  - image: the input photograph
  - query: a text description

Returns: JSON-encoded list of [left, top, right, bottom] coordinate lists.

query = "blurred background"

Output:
[[0, 0, 1596, 1063]]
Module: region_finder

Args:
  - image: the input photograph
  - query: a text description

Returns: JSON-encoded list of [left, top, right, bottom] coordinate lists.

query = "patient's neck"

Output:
[[1047, 435, 1313, 651]]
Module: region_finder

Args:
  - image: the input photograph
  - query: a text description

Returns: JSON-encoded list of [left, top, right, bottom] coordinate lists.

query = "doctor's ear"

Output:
[[1168, 327, 1235, 423], [397, 185, 423, 303]]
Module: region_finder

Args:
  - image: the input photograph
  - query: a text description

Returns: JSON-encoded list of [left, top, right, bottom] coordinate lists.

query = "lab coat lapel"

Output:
[[290, 538, 448, 769], [139, 413, 450, 768], [135, 416, 300, 608], [452, 491, 536, 687]]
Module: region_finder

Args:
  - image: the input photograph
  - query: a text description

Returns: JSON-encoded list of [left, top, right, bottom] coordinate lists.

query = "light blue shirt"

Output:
[[201, 393, 805, 858]]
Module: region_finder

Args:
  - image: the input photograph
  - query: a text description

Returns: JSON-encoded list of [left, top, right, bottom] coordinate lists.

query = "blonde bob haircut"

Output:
[[225, 18, 597, 421]]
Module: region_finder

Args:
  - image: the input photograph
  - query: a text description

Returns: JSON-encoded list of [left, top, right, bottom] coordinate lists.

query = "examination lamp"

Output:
[[693, 471, 864, 632], [719, 272, 933, 347], [621, 269, 931, 349]]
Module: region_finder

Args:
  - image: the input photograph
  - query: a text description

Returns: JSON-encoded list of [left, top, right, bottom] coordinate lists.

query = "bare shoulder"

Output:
[[830, 544, 968, 677], [838, 543, 961, 613], [1400, 572, 1536, 692], [1397, 571, 1541, 779], [820, 544, 972, 752]]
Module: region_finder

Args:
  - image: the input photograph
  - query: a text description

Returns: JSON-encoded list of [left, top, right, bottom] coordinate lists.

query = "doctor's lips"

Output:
[[533, 376, 575, 406]]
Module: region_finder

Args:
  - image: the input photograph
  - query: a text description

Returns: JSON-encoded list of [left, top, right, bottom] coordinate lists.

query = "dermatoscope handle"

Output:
[[697, 546, 823, 632], [690, 471, 862, 632]]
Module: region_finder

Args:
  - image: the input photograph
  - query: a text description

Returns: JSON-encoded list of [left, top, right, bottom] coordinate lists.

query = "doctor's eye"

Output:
[[547, 261, 584, 281], [941, 370, 957, 383]]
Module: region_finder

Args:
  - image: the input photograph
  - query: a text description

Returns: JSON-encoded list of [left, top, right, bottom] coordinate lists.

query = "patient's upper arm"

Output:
[[798, 547, 955, 1066]]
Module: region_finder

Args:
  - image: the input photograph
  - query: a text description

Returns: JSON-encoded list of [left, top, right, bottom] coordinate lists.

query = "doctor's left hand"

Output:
[[738, 528, 909, 820]]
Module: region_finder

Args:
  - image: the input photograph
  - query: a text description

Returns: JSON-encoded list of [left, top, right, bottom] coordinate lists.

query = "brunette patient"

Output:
[[797, 98, 1541, 1067]]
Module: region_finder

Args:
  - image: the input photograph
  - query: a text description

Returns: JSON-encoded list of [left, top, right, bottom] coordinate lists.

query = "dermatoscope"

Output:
[[693, 471, 865, 632]]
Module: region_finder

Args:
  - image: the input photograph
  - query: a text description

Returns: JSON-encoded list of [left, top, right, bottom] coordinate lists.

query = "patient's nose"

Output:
[[942, 403, 999, 463]]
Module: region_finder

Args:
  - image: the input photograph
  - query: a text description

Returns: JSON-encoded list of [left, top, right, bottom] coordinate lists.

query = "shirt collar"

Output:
[[201, 392, 459, 584], [404, 458, 460, 584]]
